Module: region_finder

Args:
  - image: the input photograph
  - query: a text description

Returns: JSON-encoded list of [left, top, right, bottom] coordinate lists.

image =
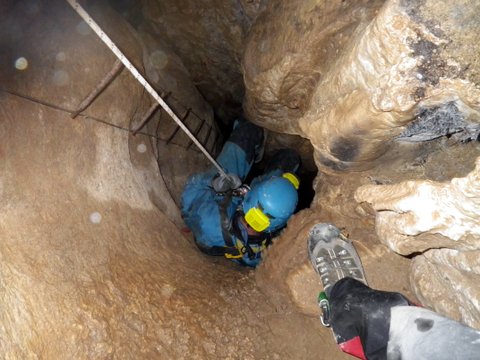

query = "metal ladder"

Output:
[[69, 58, 222, 156]]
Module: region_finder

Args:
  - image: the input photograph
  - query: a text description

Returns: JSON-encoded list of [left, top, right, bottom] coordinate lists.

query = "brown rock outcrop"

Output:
[[0, 1, 349, 358], [355, 157, 480, 255], [411, 249, 480, 328], [2, 0, 480, 357], [247, 0, 480, 328], [244, 0, 480, 171], [355, 156, 480, 327], [141, 0, 268, 120]]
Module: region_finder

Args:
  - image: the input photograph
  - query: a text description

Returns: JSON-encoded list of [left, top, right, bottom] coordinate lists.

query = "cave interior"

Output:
[[1, 0, 480, 358]]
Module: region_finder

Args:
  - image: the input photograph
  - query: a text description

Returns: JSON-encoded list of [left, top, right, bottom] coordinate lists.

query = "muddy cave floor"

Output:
[[169, 134, 480, 359], [4, 93, 480, 359], [2, 95, 353, 359], [148, 138, 478, 359], [178, 233, 353, 360]]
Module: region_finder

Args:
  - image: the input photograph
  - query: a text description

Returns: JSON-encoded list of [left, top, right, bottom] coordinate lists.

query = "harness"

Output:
[[194, 193, 270, 263]]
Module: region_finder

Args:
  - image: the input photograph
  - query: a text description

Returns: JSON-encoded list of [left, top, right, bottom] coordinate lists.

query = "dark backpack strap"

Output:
[[218, 193, 235, 248], [218, 193, 258, 260], [194, 237, 238, 257], [190, 192, 262, 262]]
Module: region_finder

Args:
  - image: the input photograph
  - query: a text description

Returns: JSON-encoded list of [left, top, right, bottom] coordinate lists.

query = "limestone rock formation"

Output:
[[355, 157, 480, 326], [355, 156, 480, 254], [244, 0, 480, 171], [411, 249, 480, 328], [247, 0, 480, 328], [2, 0, 480, 357], [140, 0, 268, 120], [0, 1, 352, 358]]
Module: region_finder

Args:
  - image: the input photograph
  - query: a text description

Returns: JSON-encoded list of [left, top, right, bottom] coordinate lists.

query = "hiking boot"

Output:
[[307, 223, 367, 297]]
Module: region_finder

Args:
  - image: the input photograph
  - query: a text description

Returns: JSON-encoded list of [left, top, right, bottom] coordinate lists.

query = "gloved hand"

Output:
[[211, 173, 242, 193]]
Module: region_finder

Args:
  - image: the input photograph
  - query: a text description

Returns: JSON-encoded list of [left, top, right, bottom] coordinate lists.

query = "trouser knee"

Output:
[[227, 119, 264, 164]]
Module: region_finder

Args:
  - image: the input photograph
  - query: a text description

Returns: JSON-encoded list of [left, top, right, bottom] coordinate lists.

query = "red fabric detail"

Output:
[[338, 336, 366, 360], [181, 227, 191, 234]]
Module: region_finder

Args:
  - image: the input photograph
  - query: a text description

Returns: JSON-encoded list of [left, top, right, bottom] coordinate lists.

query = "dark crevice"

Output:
[[247, 153, 317, 212]]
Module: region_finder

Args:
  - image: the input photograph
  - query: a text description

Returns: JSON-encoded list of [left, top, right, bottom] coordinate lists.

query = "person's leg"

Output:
[[307, 223, 408, 360], [328, 278, 411, 360], [388, 306, 480, 360], [308, 223, 480, 360], [215, 119, 264, 181], [323, 278, 480, 360]]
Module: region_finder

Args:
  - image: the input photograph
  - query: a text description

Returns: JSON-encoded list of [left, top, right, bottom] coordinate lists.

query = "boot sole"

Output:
[[307, 223, 368, 295]]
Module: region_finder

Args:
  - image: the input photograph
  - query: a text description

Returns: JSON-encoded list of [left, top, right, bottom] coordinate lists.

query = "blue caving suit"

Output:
[[181, 120, 299, 267]]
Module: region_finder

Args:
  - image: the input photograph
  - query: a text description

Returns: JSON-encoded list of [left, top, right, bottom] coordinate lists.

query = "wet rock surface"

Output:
[[245, 0, 480, 331], [411, 248, 480, 328], [355, 152, 480, 327], [0, 1, 346, 358], [2, 0, 480, 358], [138, 0, 268, 121], [355, 156, 480, 255], [0, 93, 346, 358], [244, 0, 480, 172]]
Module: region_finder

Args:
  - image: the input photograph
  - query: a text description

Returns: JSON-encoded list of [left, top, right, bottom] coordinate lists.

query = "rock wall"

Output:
[[140, 0, 268, 121], [244, 0, 480, 172], [356, 156, 480, 327], [355, 157, 480, 254], [0, 1, 352, 358], [248, 0, 480, 328], [2, 0, 480, 357]]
